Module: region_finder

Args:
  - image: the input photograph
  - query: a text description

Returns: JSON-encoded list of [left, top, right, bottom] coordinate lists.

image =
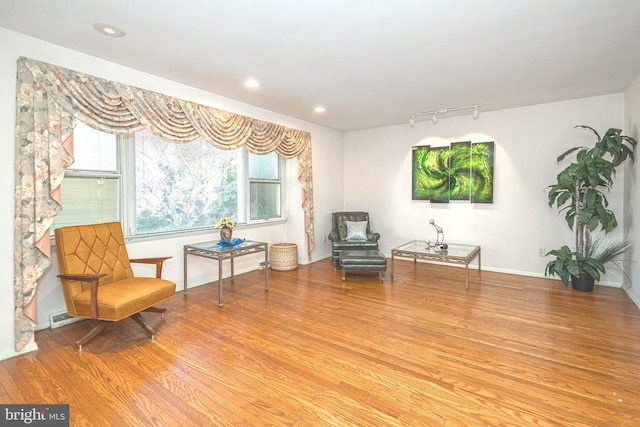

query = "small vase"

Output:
[[220, 226, 232, 241]]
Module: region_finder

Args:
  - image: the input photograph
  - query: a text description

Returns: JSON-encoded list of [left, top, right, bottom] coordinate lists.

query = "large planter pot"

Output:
[[571, 272, 595, 292]]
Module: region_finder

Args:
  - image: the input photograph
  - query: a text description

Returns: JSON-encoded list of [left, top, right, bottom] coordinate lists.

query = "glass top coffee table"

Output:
[[390, 240, 481, 289]]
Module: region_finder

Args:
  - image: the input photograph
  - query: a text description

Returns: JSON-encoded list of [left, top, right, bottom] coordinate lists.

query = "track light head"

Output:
[[408, 103, 481, 126]]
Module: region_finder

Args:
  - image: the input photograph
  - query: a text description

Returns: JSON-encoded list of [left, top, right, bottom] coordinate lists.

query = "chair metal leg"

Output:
[[75, 309, 165, 351], [75, 321, 106, 352], [131, 313, 157, 339], [143, 306, 167, 318]]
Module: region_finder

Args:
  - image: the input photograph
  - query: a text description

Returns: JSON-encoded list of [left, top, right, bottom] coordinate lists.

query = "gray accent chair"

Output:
[[328, 211, 380, 267]]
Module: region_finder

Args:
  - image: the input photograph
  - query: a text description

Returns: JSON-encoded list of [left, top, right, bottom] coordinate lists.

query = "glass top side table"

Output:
[[183, 240, 269, 307]]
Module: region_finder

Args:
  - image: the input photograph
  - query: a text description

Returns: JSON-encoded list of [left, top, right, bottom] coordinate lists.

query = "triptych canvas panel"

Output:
[[412, 141, 494, 203]]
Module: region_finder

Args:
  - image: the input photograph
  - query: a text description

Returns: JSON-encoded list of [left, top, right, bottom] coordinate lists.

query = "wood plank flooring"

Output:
[[2, 258, 640, 426]]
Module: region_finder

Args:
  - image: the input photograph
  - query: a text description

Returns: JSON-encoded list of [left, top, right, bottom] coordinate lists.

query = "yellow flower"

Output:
[[215, 217, 235, 229]]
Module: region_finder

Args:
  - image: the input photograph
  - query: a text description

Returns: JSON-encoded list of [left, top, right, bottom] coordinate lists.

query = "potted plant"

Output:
[[545, 126, 636, 291]]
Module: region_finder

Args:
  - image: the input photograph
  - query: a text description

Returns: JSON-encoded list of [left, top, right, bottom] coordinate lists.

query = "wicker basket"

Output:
[[270, 243, 298, 271]]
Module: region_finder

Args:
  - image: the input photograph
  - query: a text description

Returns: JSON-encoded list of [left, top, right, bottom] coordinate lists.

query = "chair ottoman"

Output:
[[340, 250, 387, 282]]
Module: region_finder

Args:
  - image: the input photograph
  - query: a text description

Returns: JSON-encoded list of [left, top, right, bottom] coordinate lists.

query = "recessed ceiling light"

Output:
[[93, 22, 126, 37], [244, 79, 260, 88], [314, 106, 326, 113]]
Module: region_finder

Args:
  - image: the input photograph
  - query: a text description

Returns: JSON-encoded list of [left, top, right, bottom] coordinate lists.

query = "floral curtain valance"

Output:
[[14, 57, 315, 351]]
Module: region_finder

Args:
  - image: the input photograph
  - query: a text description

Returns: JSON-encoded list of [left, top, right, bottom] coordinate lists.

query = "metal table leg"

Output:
[[264, 246, 269, 290], [183, 248, 188, 295], [391, 252, 395, 278], [465, 263, 470, 290], [218, 257, 224, 307]]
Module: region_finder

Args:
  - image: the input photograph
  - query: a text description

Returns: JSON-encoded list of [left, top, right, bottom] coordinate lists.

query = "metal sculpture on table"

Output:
[[427, 219, 448, 251]]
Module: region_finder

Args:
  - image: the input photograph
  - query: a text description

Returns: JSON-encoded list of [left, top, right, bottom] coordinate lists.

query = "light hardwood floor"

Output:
[[2, 258, 640, 426]]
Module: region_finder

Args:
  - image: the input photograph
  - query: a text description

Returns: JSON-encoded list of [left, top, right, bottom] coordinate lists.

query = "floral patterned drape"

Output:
[[14, 57, 314, 351]]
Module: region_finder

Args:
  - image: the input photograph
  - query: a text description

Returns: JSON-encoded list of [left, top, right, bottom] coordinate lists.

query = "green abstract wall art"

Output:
[[412, 141, 494, 203]]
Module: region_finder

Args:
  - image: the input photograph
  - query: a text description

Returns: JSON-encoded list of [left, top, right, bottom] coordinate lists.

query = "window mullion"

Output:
[[119, 134, 136, 237], [238, 147, 248, 225]]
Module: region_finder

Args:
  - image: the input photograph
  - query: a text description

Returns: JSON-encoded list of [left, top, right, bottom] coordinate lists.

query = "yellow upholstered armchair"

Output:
[[54, 222, 176, 351]]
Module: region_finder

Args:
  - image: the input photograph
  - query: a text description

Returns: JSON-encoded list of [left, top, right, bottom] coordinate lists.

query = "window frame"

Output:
[[121, 133, 285, 238], [52, 123, 122, 234], [246, 151, 283, 222], [53, 126, 288, 242]]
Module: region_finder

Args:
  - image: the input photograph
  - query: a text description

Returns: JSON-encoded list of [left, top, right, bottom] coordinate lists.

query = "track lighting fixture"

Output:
[[408, 104, 482, 126]]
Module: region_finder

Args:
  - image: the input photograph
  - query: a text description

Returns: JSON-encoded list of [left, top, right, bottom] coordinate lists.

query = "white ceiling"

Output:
[[1, 0, 640, 131]]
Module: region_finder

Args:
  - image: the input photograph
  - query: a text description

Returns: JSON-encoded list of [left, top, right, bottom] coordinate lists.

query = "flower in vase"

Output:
[[215, 217, 235, 229]]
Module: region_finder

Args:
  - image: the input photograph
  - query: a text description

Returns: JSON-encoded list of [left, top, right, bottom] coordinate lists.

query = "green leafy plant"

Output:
[[544, 235, 631, 285], [545, 126, 636, 286]]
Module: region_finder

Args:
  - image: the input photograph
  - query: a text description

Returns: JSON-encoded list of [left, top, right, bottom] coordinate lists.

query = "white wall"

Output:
[[0, 27, 344, 360], [624, 74, 640, 306], [342, 94, 626, 279]]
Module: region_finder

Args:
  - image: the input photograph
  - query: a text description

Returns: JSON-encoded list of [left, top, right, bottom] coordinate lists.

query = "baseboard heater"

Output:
[[258, 261, 271, 270], [49, 311, 84, 329]]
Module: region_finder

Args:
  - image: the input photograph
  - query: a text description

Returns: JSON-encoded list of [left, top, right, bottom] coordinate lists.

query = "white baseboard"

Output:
[[0, 341, 38, 361], [623, 287, 640, 309]]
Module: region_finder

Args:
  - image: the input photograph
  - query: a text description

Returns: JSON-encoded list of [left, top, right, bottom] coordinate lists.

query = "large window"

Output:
[[53, 123, 283, 236], [133, 130, 241, 234], [53, 122, 120, 230], [249, 151, 281, 220]]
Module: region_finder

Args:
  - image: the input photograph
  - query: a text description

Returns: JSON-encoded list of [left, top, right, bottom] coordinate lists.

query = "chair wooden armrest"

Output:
[[129, 257, 172, 278], [57, 273, 106, 318]]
